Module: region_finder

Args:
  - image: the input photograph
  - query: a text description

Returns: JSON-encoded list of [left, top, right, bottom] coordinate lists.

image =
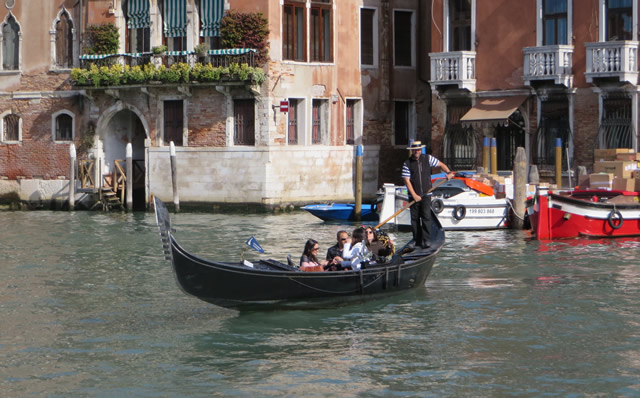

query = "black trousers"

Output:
[[410, 195, 431, 247]]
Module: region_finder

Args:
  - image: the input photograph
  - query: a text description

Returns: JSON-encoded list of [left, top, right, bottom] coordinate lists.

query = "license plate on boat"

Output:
[[468, 208, 497, 214]]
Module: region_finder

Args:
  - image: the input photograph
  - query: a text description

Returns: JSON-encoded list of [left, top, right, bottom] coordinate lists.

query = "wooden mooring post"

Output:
[[355, 145, 363, 221], [170, 141, 180, 212], [68, 143, 76, 211], [126, 143, 133, 211], [511, 147, 527, 230]]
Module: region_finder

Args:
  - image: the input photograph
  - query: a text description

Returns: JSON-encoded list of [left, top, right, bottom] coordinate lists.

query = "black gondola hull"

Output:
[[155, 197, 443, 310]]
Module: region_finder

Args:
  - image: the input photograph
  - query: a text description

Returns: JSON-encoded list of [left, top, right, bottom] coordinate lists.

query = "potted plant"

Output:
[[152, 45, 167, 55], [194, 42, 209, 57]]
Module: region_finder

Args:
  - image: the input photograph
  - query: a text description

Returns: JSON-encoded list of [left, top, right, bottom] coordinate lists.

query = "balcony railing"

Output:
[[79, 49, 256, 69], [429, 51, 476, 92], [585, 41, 639, 84], [523, 45, 573, 87]]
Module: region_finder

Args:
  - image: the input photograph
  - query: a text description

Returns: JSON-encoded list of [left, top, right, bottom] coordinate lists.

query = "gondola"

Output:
[[154, 197, 444, 310]]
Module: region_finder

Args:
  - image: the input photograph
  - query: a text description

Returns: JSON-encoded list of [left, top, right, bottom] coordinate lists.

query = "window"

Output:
[[534, 97, 571, 170], [283, 1, 306, 61], [55, 10, 74, 68], [1, 113, 20, 142], [598, 96, 632, 148], [310, 0, 332, 62], [361, 8, 376, 66], [164, 100, 184, 146], [2, 13, 20, 70], [394, 101, 411, 146], [160, 0, 187, 51], [54, 112, 74, 142], [124, 0, 151, 53], [234, 99, 255, 146], [288, 99, 300, 144], [312, 99, 328, 144], [449, 0, 471, 51], [606, 0, 632, 40], [543, 0, 568, 45], [394, 11, 413, 67], [198, 0, 225, 50], [346, 100, 355, 145]]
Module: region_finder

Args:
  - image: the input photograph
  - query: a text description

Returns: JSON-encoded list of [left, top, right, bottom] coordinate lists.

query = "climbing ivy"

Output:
[[84, 23, 120, 55], [220, 11, 269, 66]]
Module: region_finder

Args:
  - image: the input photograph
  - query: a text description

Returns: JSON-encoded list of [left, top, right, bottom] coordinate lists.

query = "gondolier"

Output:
[[402, 141, 454, 248]]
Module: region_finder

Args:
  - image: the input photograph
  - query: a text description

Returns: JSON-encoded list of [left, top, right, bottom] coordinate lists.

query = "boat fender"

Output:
[[607, 210, 623, 229], [431, 198, 444, 214], [453, 205, 466, 221]]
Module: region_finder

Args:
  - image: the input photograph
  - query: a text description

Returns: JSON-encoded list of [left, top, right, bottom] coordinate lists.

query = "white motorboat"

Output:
[[378, 179, 511, 230]]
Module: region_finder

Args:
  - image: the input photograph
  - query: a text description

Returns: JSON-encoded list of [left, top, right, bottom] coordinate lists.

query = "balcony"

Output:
[[585, 41, 639, 84], [522, 45, 573, 87], [429, 51, 476, 92]]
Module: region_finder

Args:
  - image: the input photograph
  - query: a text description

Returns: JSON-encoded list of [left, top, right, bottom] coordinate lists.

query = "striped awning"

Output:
[[126, 0, 150, 29], [164, 0, 187, 37], [200, 0, 225, 37], [208, 48, 256, 55]]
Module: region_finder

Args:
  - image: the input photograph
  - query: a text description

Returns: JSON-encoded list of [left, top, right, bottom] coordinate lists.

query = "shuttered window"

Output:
[[283, 1, 306, 61], [55, 11, 73, 68], [346, 100, 356, 145], [288, 99, 299, 145], [310, 1, 332, 62], [163, 100, 184, 146], [234, 99, 255, 146]]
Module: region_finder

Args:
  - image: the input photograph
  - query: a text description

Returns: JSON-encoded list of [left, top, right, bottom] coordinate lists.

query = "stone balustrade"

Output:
[[523, 45, 573, 87], [429, 51, 476, 92], [585, 41, 639, 84]]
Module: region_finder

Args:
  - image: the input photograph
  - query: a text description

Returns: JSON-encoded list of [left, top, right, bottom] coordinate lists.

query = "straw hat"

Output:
[[406, 141, 426, 150]]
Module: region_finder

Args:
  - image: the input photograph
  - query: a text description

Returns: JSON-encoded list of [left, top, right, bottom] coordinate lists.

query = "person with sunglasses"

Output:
[[300, 239, 334, 272], [365, 227, 394, 263], [325, 230, 349, 265]]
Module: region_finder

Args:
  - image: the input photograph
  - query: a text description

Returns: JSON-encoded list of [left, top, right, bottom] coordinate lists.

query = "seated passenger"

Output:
[[300, 239, 330, 272], [326, 230, 348, 265], [365, 227, 395, 263], [340, 227, 370, 270]]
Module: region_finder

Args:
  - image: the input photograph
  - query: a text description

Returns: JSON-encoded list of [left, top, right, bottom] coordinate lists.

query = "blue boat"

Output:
[[301, 203, 379, 222]]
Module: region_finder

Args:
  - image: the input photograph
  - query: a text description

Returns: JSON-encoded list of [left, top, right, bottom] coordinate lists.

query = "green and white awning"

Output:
[[126, 0, 150, 29], [200, 0, 225, 37], [164, 0, 187, 37], [208, 48, 256, 55]]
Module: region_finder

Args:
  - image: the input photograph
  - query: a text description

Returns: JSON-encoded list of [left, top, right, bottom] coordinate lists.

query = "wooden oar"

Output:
[[374, 177, 449, 229]]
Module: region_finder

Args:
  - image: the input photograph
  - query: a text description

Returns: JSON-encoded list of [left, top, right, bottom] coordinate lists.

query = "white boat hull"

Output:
[[379, 183, 510, 230]]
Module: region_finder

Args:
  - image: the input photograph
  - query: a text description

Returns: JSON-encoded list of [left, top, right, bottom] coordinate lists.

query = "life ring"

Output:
[[607, 210, 623, 229], [431, 198, 444, 214], [453, 205, 466, 220]]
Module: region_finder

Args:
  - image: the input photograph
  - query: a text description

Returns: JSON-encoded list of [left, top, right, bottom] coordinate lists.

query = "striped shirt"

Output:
[[401, 154, 439, 179]]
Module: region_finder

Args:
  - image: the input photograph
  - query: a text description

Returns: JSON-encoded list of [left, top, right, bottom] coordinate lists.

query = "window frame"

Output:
[[162, 98, 186, 147], [310, 0, 333, 63], [536, 0, 572, 47], [443, 0, 476, 52], [283, 0, 307, 62], [311, 98, 329, 145], [393, 9, 415, 67], [0, 12, 22, 73], [393, 100, 414, 147], [0, 110, 21, 143], [360, 7, 378, 68], [50, 7, 76, 70], [51, 110, 75, 143], [599, 0, 637, 41]]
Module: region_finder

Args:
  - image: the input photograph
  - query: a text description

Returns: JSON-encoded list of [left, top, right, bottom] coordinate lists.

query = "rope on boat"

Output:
[[507, 198, 525, 221], [287, 271, 386, 294]]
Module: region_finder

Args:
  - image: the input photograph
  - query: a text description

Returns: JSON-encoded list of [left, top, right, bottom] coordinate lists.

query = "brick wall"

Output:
[[572, 88, 600, 170]]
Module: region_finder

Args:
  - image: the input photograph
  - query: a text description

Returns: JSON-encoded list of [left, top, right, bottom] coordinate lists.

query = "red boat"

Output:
[[526, 188, 640, 239]]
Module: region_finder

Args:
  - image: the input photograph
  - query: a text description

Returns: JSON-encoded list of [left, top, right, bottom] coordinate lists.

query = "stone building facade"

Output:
[[429, 0, 639, 182], [1, 0, 430, 209]]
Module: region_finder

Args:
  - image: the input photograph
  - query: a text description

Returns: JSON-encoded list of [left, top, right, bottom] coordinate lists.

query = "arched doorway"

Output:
[[101, 108, 147, 210]]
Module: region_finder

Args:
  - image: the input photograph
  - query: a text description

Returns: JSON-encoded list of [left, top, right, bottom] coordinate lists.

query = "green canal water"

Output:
[[1, 210, 640, 397]]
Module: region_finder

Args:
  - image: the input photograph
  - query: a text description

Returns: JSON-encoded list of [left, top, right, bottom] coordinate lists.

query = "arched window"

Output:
[[52, 111, 74, 142], [55, 10, 73, 68], [2, 14, 20, 70], [1, 113, 21, 142]]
